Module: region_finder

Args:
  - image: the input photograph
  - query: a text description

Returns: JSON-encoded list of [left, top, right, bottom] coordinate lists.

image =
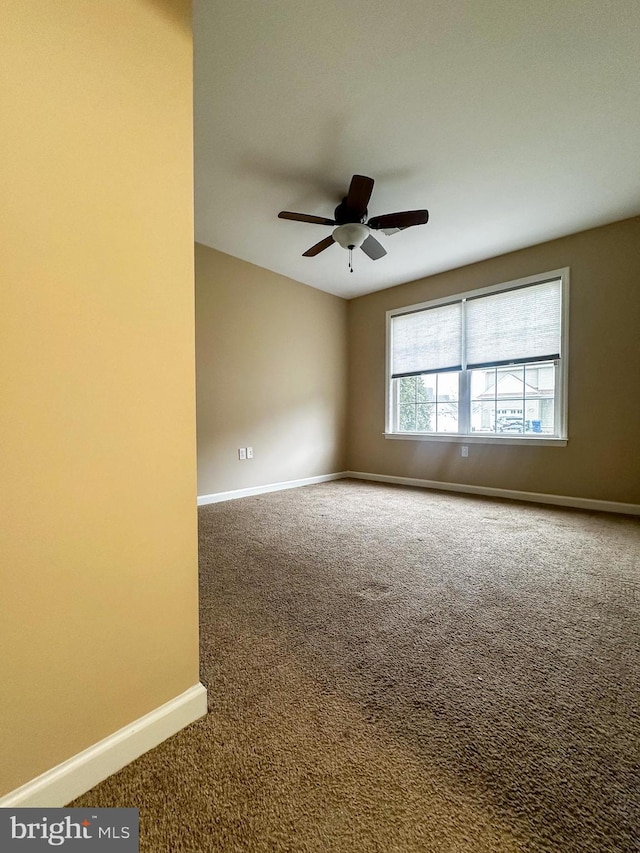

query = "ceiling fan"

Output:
[[278, 174, 429, 272]]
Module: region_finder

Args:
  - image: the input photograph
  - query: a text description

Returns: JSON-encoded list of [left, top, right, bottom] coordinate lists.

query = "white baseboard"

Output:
[[197, 472, 346, 506], [0, 683, 208, 808], [345, 471, 640, 516], [198, 469, 639, 515]]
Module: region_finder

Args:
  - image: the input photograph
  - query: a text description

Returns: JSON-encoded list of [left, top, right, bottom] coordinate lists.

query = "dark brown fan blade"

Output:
[[302, 235, 335, 257], [279, 211, 336, 226], [360, 234, 387, 261], [368, 210, 429, 230], [346, 175, 374, 218]]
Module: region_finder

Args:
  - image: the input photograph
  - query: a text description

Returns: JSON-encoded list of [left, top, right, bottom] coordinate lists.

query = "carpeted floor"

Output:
[[72, 480, 640, 851]]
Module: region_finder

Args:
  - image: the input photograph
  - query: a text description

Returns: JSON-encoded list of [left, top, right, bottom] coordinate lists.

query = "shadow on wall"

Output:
[[145, 0, 191, 34]]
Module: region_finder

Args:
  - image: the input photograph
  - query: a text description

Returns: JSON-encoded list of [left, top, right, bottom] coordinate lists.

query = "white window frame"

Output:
[[384, 268, 569, 446]]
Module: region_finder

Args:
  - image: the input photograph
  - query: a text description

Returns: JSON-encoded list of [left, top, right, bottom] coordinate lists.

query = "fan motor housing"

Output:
[[334, 197, 367, 225]]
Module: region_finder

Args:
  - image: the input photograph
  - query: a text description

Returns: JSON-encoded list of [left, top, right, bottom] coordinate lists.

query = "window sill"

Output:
[[383, 432, 567, 447]]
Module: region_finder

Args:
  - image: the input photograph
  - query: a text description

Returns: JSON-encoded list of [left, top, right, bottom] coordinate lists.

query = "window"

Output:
[[386, 269, 568, 443]]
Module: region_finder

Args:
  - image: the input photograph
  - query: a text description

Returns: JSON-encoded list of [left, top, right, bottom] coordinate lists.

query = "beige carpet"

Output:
[[72, 480, 640, 851]]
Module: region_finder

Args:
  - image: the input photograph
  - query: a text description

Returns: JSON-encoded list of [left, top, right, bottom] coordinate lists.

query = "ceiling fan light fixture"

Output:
[[332, 223, 370, 250]]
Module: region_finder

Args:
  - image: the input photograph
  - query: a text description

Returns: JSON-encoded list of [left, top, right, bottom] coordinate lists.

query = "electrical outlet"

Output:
[[238, 447, 246, 460], [461, 445, 469, 457], [246, 446, 253, 459]]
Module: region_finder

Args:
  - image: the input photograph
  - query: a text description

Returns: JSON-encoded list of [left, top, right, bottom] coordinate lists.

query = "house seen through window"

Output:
[[387, 270, 568, 441]]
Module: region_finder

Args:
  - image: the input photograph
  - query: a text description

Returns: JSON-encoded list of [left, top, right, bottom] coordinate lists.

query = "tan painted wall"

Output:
[[0, 1, 199, 796], [347, 217, 640, 505], [196, 245, 348, 496]]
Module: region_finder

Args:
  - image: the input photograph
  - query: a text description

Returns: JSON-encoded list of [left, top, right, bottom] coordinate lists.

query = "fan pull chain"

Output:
[[349, 247, 354, 273]]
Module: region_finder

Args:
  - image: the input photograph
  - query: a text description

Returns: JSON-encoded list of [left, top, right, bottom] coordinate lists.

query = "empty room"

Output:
[[2, 2, 639, 852]]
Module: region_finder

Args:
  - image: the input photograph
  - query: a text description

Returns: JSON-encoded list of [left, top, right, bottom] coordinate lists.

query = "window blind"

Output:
[[464, 279, 562, 368], [391, 301, 462, 377]]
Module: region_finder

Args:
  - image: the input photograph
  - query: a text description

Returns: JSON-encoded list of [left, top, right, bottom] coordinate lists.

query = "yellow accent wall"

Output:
[[0, 1, 199, 795], [195, 244, 348, 496], [347, 217, 640, 505]]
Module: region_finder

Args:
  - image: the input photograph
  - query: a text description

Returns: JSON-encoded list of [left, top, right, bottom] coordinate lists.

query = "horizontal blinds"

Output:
[[465, 279, 562, 368], [391, 302, 462, 377]]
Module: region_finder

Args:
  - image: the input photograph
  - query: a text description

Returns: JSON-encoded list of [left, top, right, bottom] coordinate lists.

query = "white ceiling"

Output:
[[193, 0, 640, 299]]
